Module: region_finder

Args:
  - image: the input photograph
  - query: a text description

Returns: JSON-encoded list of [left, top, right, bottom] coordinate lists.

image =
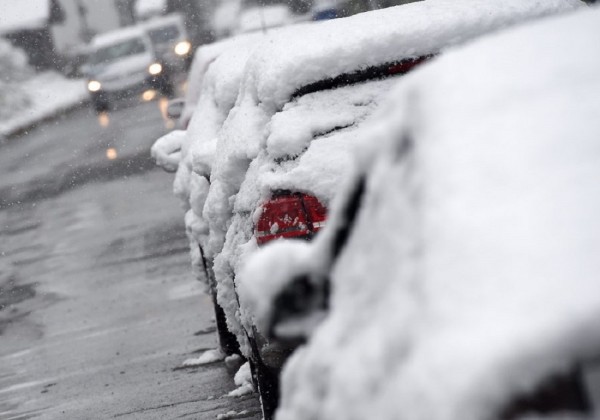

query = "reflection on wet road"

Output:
[[0, 100, 261, 419]]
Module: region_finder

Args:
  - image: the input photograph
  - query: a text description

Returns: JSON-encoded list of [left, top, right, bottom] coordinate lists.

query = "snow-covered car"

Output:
[[86, 26, 173, 111], [240, 5, 600, 420], [152, 31, 267, 354], [201, 0, 583, 417], [142, 13, 192, 72]]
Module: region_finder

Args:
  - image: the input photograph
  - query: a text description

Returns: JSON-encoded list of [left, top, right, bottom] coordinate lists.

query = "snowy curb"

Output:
[[0, 72, 89, 139]]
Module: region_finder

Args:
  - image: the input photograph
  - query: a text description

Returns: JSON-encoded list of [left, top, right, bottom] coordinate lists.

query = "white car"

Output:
[[201, 0, 582, 417], [86, 26, 172, 111], [241, 5, 600, 420]]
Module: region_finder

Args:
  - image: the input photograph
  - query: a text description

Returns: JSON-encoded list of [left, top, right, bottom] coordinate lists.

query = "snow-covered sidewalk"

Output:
[[0, 72, 88, 138]]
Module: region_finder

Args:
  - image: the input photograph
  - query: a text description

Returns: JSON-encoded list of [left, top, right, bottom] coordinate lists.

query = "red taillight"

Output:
[[255, 193, 328, 246], [302, 194, 327, 233], [387, 55, 431, 76]]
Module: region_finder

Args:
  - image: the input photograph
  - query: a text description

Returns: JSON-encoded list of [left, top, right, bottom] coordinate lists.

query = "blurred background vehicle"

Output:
[[241, 5, 600, 420], [142, 13, 193, 72], [85, 26, 173, 111]]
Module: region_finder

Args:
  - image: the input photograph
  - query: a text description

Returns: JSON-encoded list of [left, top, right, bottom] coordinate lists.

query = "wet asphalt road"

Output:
[[0, 99, 261, 419]]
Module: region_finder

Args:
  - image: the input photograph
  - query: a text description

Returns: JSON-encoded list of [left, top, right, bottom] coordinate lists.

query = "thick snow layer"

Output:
[[180, 38, 241, 127], [203, 0, 582, 359], [240, 0, 582, 111], [173, 33, 264, 234], [268, 6, 600, 420], [235, 77, 398, 213], [0, 0, 49, 33], [150, 33, 264, 297], [150, 129, 184, 173], [0, 72, 87, 138]]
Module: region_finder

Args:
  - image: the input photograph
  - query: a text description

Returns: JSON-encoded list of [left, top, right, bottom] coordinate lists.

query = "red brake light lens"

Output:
[[302, 194, 327, 233], [387, 55, 431, 75], [255, 193, 328, 246]]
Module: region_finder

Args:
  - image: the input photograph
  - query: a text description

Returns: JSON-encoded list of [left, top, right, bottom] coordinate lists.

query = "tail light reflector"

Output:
[[255, 193, 328, 246]]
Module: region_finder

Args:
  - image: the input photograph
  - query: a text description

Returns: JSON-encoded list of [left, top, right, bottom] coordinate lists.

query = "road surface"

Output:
[[0, 99, 261, 420]]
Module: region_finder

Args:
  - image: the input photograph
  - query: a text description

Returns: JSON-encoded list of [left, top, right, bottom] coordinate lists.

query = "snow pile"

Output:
[[150, 129, 184, 173], [0, 71, 87, 138], [267, 7, 600, 420], [202, 0, 583, 358], [181, 348, 225, 367], [227, 362, 255, 397]]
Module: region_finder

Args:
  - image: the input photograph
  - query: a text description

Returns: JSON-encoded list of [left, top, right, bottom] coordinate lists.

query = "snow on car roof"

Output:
[[0, 0, 49, 34], [180, 32, 265, 127], [187, 32, 266, 177], [91, 26, 149, 48], [270, 6, 600, 420], [241, 0, 582, 111]]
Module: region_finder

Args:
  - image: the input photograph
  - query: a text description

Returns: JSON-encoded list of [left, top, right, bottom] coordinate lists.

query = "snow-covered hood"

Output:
[[89, 53, 153, 81], [271, 6, 600, 420], [240, 0, 582, 111]]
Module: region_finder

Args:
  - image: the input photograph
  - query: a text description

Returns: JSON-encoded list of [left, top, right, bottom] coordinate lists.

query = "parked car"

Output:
[[152, 31, 267, 354], [240, 5, 600, 420], [85, 26, 173, 112], [200, 0, 582, 417]]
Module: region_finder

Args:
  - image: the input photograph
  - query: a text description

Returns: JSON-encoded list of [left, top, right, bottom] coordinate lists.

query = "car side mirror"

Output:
[[268, 272, 330, 347], [166, 98, 185, 120]]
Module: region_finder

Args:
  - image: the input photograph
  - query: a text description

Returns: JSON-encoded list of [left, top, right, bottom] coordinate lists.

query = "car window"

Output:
[[148, 25, 181, 44], [91, 38, 147, 64]]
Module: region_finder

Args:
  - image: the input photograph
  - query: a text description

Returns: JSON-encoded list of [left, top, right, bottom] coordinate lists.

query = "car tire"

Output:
[[212, 294, 241, 356], [249, 344, 280, 420], [92, 99, 109, 113]]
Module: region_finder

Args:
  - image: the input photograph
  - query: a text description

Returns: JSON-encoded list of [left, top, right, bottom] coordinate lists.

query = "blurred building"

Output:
[[0, 0, 65, 69], [0, 0, 125, 70], [135, 0, 216, 44]]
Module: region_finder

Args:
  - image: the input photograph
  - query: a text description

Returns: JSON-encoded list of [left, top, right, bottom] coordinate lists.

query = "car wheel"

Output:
[[249, 342, 280, 420], [161, 82, 175, 98], [92, 99, 109, 113], [212, 294, 240, 356]]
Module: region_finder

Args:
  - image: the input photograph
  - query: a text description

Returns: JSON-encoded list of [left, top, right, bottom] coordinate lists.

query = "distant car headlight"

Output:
[[148, 63, 163, 75], [174, 41, 191, 56], [87, 80, 102, 92]]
